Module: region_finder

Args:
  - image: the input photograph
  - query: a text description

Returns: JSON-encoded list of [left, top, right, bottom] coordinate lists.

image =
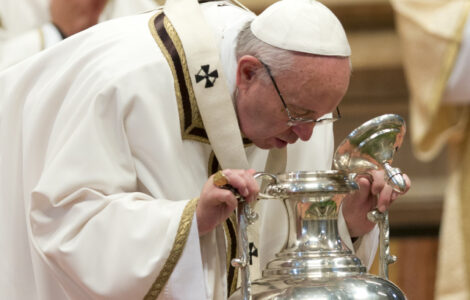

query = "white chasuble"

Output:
[[0, 2, 377, 300]]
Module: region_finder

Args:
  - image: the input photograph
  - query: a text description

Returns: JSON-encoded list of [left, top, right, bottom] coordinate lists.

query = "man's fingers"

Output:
[[377, 184, 393, 212], [218, 189, 238, 210], [355, 177, 373, 203], [401, 173, 411, 193], [241, 169, 259, 202], [222, 169, 249, 196], [216, 169, 259, 202]]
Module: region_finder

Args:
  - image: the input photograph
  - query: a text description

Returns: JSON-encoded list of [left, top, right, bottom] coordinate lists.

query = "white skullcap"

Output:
[[251, 0, 351, 56]]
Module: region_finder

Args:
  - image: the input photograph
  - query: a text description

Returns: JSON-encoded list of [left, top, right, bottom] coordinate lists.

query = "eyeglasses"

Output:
[[259, 60, 341, 127]]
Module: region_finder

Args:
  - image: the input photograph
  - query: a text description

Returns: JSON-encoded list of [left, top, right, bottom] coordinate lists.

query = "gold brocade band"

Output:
[[149, 10, 246, 297], [223, 215, 239, 297], [208, 151, 239, 297], [148, 11, 210, 144], [143, 197, 199, 300]]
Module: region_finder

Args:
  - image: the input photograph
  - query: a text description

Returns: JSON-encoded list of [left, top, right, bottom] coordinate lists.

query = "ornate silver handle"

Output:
[[230, 172, 278, 300], [231, 199, 254, 300], [367, 209, 397, 279]]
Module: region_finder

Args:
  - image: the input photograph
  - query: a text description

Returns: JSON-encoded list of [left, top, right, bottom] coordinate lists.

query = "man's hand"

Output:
[[341, 170, 411, 238], [50, 0, 107, 37], [197, 169, 259, 236]]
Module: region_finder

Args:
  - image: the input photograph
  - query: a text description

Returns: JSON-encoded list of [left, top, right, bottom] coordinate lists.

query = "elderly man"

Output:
[[0, 0, 409, 299]]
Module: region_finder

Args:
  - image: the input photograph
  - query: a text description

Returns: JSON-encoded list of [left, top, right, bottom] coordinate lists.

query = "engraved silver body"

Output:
[[229, 171, 405, 300], [229, 114, 407, 300]]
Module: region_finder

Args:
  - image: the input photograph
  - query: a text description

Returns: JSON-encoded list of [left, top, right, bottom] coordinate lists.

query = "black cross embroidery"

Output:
[[195, 65, 218, 88], [248, 242, 258, 265]]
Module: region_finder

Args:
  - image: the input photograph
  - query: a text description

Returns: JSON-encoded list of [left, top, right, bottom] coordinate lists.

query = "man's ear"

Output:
[[236, 55, 262, 92]]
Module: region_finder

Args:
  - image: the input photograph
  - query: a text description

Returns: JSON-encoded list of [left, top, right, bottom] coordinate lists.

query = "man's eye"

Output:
[[293, 110, 316, 118]]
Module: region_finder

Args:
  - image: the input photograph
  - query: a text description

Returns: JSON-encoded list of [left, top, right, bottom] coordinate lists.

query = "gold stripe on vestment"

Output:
[[208, 151, 239, 297], [149, 10, 254, 297], [149, 11, 210, 144], [223, 215, 239, 297], [143, 197, 199, 300]]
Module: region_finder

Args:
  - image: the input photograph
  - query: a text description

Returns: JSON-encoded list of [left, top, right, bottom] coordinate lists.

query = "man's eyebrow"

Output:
[[288, 102, 317, 114]]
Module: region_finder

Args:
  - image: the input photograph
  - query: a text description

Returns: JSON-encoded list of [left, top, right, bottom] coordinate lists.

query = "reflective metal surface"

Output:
[[367, 209, 396, 280], [263, 171, 358, 197], [334, 114, 407, 192], [230, 171, 406, 300], [229, 115, 407, 300], [234, 276, 405, 300]]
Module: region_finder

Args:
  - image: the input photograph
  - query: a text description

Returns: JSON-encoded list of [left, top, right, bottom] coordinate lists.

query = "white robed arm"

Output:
[[25, 69, 211, 299]]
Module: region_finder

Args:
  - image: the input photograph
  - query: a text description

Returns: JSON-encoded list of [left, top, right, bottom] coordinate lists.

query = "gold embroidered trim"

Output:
[[208, 151, 239, 296], [223, 215, 239, 296], [148, 12, 209, 144], [144, 197, 199, 300]]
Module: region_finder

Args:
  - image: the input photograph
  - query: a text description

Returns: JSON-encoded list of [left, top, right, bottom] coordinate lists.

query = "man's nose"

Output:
[[291, 122, 315, 141]]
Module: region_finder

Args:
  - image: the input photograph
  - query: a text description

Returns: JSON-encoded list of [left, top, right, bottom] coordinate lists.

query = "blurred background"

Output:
[[243, 1, 444, 299]]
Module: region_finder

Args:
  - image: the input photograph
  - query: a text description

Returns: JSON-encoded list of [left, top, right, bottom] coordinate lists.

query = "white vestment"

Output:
[[0, 2, 378, 299], [0, 0, 162, 70]]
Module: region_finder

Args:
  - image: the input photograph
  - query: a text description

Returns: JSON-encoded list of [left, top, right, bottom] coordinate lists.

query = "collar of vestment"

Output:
[[161, 0, 249, 169], [149, 0, 287, 173]]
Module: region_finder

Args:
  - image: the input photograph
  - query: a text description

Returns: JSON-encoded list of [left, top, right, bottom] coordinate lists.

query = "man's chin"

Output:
[[252, 138, 288, 149], [274, 139, 288, 148]]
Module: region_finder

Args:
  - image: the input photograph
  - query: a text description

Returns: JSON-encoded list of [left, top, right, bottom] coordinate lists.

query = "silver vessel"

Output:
[[229, 114, 407, 300]]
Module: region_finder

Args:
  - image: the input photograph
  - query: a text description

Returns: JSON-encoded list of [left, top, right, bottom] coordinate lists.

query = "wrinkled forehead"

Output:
[[282, 55, 351, 112], [283, 55, 351, 93]]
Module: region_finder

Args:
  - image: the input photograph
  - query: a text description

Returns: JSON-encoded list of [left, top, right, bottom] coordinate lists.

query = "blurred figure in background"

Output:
[[0, 0, 164, 70], [391, 1, 470, 299]]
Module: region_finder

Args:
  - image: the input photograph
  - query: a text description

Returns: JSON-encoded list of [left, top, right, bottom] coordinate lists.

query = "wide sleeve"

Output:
[[24, 69, 208, 299], [338, 206, 379, 270]]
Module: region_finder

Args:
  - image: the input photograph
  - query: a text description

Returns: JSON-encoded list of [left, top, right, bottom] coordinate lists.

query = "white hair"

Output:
[[235, 21, 294, 81]]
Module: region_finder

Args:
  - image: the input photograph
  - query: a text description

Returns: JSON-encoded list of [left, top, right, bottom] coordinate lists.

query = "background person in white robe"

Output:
[[0, 0, 163, 70], [0, 0, 410, 299], [391, 1, 470, 299]]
